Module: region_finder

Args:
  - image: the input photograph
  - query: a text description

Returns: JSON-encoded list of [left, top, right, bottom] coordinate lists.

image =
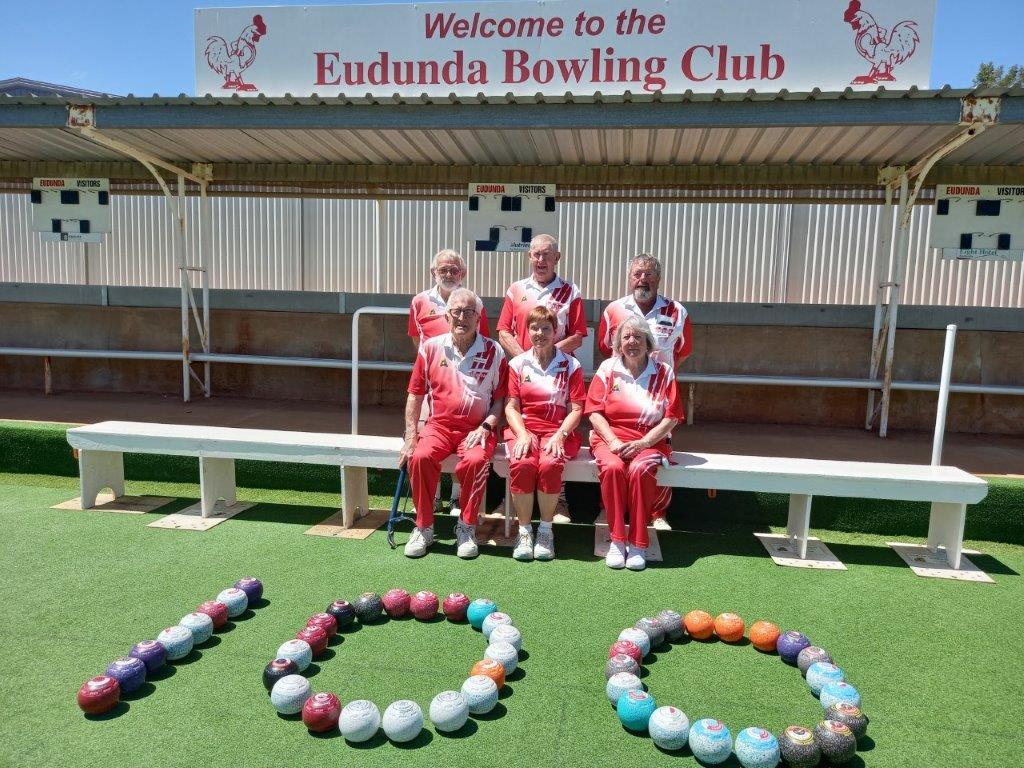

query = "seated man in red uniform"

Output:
[[597, 253, 691, 531], [400, 288, 507, 559], [408, 248, 490, 517], [586, 316, 683, 571]]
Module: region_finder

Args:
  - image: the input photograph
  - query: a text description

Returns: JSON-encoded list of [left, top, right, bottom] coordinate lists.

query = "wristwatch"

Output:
[[480, 422, 493, 432]]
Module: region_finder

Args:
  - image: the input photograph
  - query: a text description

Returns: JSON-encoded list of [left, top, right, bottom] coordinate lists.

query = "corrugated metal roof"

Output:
[[0, 87, 1021, 189]]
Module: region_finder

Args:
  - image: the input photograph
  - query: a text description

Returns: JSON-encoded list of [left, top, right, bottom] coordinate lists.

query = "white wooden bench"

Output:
[[66, 421, 437, 527], [491, 448, 987, 569], [67, 421, 988, 569]]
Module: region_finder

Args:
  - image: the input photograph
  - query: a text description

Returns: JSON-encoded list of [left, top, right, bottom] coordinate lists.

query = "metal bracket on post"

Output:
[[866, 96, 996, 437], [65, 106, 212, 402]]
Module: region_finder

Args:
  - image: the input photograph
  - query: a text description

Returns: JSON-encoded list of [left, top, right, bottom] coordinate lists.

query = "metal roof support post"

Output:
[[66, 106, 211, 402], [196, 165, 214, 397], [865, 176, 897, 429], [868, 99, 996, 436], [878, 171, 910, 437]]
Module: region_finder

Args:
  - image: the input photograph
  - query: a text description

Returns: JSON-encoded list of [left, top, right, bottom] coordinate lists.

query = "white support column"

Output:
[[932, 324, 958, 466], [926, 501, 966, 569], [79, 450, 125, 508], [199, 457, 237, 518], [786, 494, 813, 559], [878, 173, 910, 437]]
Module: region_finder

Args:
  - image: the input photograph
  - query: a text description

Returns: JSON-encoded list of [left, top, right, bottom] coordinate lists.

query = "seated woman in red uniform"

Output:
[[585, 316, 682, 571], [504, 306, 585, 562]]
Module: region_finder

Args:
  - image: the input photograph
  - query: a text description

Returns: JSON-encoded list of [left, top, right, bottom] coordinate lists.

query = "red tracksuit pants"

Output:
[[505, 430, 582, 495], [409, 421, 496, 529], [592, 439, 672, 549]]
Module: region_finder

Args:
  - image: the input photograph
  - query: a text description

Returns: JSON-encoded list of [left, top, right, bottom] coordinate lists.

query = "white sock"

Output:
[[538, 522, 552, 533]]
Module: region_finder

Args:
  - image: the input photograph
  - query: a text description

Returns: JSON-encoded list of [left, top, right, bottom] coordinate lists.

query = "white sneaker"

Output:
[[552, 512, 572, 524], [606, 540, 626, 569], [626, 547, 647, 571], [513, 525, 534, 561], [455, 520, 479, 559], [652, 517, 671, 531], [534, 527, 555, 561], [404, 526, 434, 558]]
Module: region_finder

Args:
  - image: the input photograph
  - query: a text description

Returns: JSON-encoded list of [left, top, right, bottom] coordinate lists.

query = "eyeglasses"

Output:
[[448, 308, 478, 318], [434, 267, 462, 276]]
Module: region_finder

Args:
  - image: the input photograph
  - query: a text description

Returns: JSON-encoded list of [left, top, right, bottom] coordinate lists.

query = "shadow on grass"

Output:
[[471, 702, 507, 721], [436, 718, 479, 739], [120, 682, 156, 701], [347, 732, 388, 749], [84, 701, 129, 720], [146, 665, 176, 682], [393, 730, 434, 749]]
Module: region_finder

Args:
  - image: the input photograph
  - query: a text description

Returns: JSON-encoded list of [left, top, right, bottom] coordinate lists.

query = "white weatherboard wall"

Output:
[[1, 193, 1021, 307]]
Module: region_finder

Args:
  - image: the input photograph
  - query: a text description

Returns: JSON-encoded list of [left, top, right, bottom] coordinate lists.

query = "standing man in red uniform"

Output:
[[497, 234, 587, 358], [408, 249, 490, 517], [400, 288, 507, 559], [597, 253, 691, 530], [497, 234, 588, 523], [408, 249, 490, 347]]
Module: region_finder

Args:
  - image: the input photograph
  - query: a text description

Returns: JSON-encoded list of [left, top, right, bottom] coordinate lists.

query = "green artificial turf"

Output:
[[1, 471, 1023, 768]]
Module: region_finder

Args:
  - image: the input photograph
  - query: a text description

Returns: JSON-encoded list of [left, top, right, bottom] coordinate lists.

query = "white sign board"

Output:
[[464, 183, 557, 252], [930, 184, 1024, 262], [31, 178, 111, 243], [195, 0, 935, 97]]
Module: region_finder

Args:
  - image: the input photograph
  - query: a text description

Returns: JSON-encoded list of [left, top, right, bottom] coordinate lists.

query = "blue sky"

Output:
[[1, 0, 1020, 94]]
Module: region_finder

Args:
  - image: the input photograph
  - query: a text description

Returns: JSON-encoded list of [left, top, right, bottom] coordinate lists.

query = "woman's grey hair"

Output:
[[629, 253, 662, 280], [612, 315, 656, 355], [432, 249, 466, 271], [446, 286, 482, 311]]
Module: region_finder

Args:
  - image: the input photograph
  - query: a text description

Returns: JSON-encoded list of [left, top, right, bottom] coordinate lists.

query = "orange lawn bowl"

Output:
[[749, 621, 782, 652], [713, 612, 746, 643], [471, 658, 506, 689], [683, 610, 715, 640]]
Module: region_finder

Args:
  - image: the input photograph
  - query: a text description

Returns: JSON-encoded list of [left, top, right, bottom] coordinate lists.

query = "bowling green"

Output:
[[1, 420, 1022, 768]]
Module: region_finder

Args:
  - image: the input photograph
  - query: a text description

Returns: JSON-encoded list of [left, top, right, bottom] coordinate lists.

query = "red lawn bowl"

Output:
[[307, 613, 338, 639], [196, 601, 229, 630], [76, 675, 121, 715], [382, 588, 412, 618], [411, 590, 439, 621], [443, 593, 471, 622], [302, 692, 343, 732], [297, 625, 329, 656], [609, 640, 643, 665]]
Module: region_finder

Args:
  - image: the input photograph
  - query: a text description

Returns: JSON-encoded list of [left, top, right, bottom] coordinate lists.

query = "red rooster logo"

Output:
[[204, 14, 267, 92], [843, 1, 920, 85]]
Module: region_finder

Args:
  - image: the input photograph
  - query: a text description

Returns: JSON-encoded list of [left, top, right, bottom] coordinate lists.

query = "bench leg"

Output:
[[341, 466, 369, 528], [504, 476, 512, 539], [786, 494, 813, 560], [200, 457, 236, 518], [927, 502, 966, 570], [79, 450, 125, 508]]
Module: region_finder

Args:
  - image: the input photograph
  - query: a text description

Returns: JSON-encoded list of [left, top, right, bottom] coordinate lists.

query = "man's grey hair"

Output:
[[612, 315, 656, 355], [529, 234, 559, 252], [446, 286, 482, 312], [629, 253, 662, 280], [431, 249, 466, 271]]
